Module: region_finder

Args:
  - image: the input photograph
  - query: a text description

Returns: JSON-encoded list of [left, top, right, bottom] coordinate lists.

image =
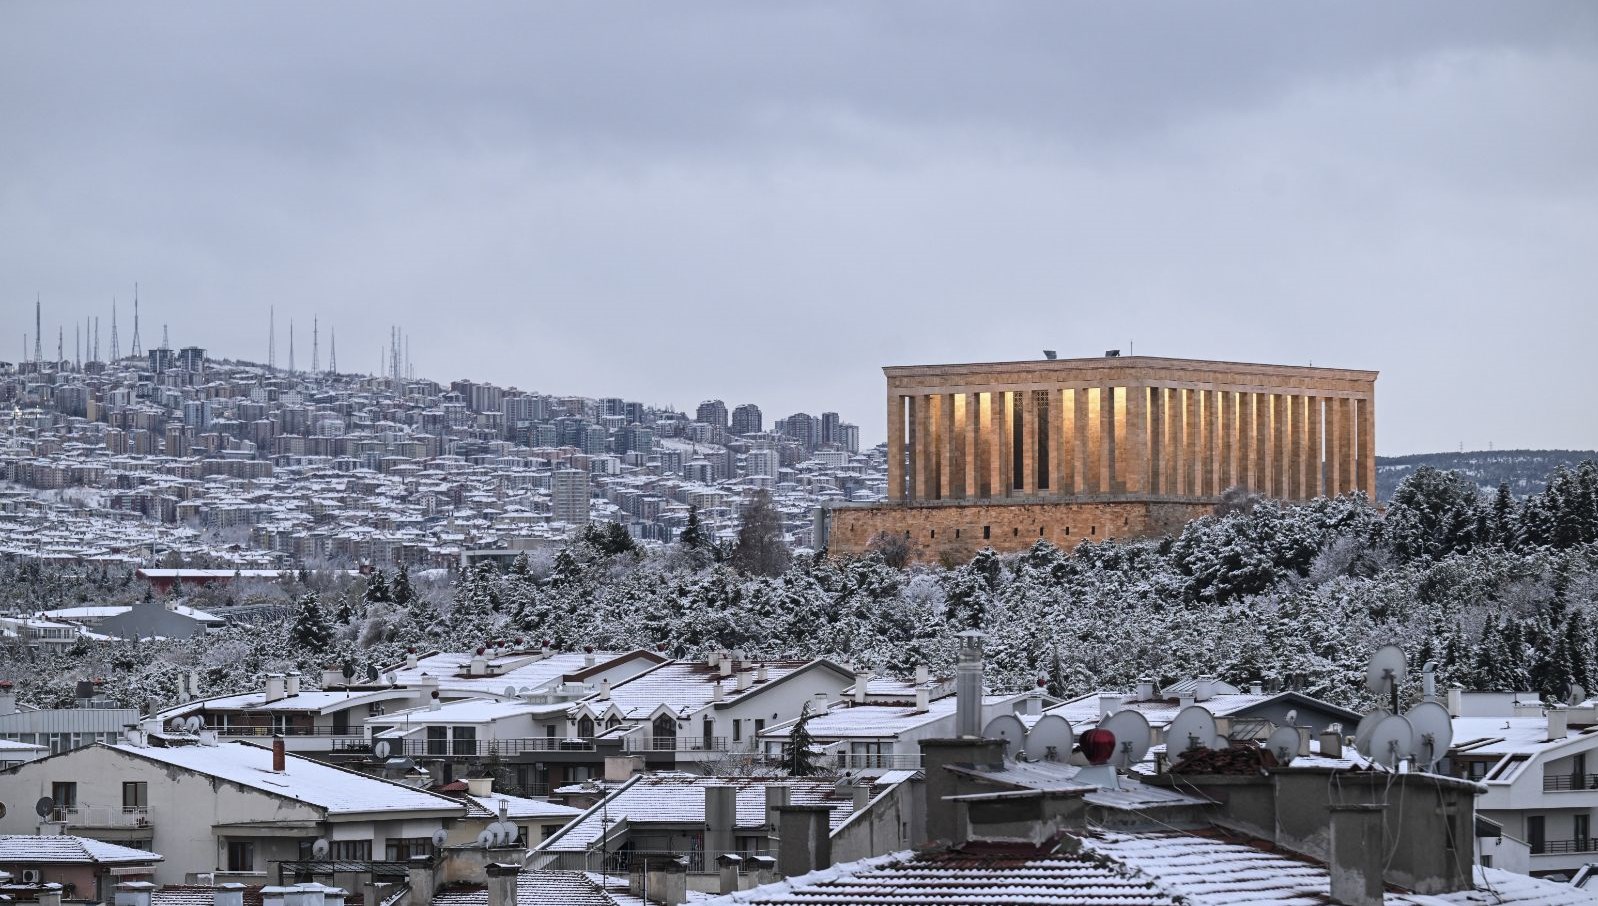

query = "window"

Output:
[[226, 841, 255, 872], [451, 726, 476, 756], [577, 716, 595, 739], [331, 840, 372, 861], [732, 720, 742, 742], [1578, 814, 1591, 851], [384, 838, 430, 861], [1528, 815, 1546, 855], [983, 526, 990, 540], [703, 719, 715, 749], [51, 782, 77, 809], [332, 710, 349, 735], [426, 726, 449, 756], [122, 781, 148, 809], [754, 719, 765, 738]]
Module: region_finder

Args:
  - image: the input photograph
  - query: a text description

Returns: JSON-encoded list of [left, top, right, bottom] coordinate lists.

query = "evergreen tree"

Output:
[[784, 702, 823, 776], [290, 592, 334, 654], [602, 521, 638, 556], [1383, 467, 1482, 562], [363, 569, 392, 608], [391, 564, 416, 608], [731, 491, 790, 577], [1486, 483, 1518, 548], [679, 506, 709, 550]]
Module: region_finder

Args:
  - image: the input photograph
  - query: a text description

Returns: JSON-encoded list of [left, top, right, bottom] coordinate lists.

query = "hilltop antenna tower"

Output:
[[269, 306, 276, 372], [289, 319, 296, 373], [162, 324, 170, 350], [57, 326, 63, 366], [33, 297, 42, 363], [328, 327, 337, 374], [75, 323, 81, 370], [312, 317, 319, 373], [131, 284, 142, 357], [94, 317, 100, 362], [110, 299, 120, 361]]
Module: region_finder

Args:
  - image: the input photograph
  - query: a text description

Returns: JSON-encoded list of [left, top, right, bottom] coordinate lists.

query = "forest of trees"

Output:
[[3, 462, 1597, 717]]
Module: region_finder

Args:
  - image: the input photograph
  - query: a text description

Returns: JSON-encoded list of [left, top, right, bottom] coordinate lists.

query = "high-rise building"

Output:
[[821, 411, 841, 446], [836, 423, 860, 454], [551, 468, 591, 526], [780, 412, 818, 448], [731, 403, 762, 435], [696, 399, 728, 429], [581, 424, 609, 456]]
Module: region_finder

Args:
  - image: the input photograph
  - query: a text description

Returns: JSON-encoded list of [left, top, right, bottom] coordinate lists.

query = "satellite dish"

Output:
[[1367, 714, 1416, 770], [1406, 702, 1454, 771], [1366, 645, 1408, 698], [1353, 709, 1391, 756], [35, 796, 54, 818], [503, 686, 517, 698], [373, 740, 392, 759], [1211, 735, 1231, 751], [1266, 726, 1300, 763], [982, 714, 1028, 754], [1098, 709, 1152, 770], [1023, 714, 1074, 763], [385, 672, 399, 685], [492, 821, 518, 846], [1572, 684, 1589, 707], [168, 719, 184, 733], [311, 838, 330, 859], [185, 715, 204, 733], [1166, 705, 1218, 756], [431, 828, 449, 848], [476, 829, 495, 849]]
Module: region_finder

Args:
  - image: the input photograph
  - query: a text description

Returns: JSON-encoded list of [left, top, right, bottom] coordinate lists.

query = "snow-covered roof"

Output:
[[1047, 690, 1357, 732], [464, 793, 583, 822], [39, 602, 226, 623], [0, 739, 46, 753], [431, 870, 642, 906], [388, 651, 630, 696], [106, 741, 465, 816], [604, 659, 847, 717], [159, 687, 417, 718], [372, 697, 571, 728], [0, 834, 162, 864], [1450, 717, 1598, 758], [755, 695, 1006, 740]]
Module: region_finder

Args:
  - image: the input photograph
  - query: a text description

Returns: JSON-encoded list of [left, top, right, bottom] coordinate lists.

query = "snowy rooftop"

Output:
[[107, 741, 465, 815], [603, 659, 842, 717], [464, 792, 583, 822], [159, 687, 417, 718], [0, 834, 162, 864], [1451, 717, 1598, 757], [431, 870, 644, 906], [757, 695, 1017, 740], [388, 650, 634, 696], [372, 697, 572, 729]]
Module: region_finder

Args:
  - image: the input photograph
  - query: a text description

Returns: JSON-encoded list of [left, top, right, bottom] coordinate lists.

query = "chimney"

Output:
[[584, 646, 596, 669], [264, 672, 286, 703], [604, 755, 645, 781], [716, 853, 744, 896], [1296, 726, 1312, 757], [36, 883, 62, 906], [469, 653, 488, 676], [1195, 676, 1216, 702], [465, 776, 493, 797], [0, 681, 16, 715], [291, 882, 325, 906], [775, 806, 832, 878], [259, 888, 291, 906], [114, 883, 156, 906], [1548, 706, 1570, 742], [485, 863, 518, 906], [1135, 677, 1155, 701], [322, 888, 346, 906], [756, 663, 768, 683], [853, 669, 871, 704], [812, 691, 829, 710], [272, 736, 286, 773], [1446, 686, 1464, 717], [719, 654, 733, 677], [914, 688, 930, 713], [1329, 805, 1387, 906], [955, 630, 984, 738], [213, 883, 246, 906], [852, 782, 870, 812], [428, 690, 441, 711], [285, 671, 302, 696], [707, 651, 720, 668], [765, 784, 791, 829], [712, 683, 725, 702], [1319, 730, 1343, 760], [1026, 685, 1044, 716], [1098, 692, 1122, 718], [736, 670, 752, 693], [915, 664, 930, 684], [405, 650, 419, 669], [321, 667, 343, 688], [1178, 690, 1196, 710], [1249, 682, 1264, 695], [407, 856, 436, 906], [599, 679, 612, 701]]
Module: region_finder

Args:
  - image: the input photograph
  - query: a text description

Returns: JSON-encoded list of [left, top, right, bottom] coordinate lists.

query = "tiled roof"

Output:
[[151, 886, 367, 906], [464, 792, 583, 821], [107, 741, 465, 815], [430, 870, 645, 906], [0, 835, 161, 864], [604, 660, 837, 718], [389, 652, 618, 696]]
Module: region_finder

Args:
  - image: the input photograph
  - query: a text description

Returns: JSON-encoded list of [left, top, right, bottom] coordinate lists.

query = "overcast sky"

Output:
[[3, 3, 1594, 453]]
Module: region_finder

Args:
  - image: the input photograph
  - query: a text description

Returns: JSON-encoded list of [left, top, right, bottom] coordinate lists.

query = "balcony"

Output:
[[56, 806, 152, 828], [832, 753, 922, 771], [386, 737, 597, 759], [1542, 773, 1598, 792], [622, 736, 763, 755], [1533, 838, 1598, 855], [213, 725, 364, 738]]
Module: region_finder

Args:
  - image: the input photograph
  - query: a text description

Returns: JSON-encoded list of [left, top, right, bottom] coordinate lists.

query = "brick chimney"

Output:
[[272, 736, 286, 773]]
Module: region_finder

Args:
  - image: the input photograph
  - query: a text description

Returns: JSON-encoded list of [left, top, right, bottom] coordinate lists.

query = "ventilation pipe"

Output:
[[914, 688, 930, 713], [955, 630, 984, 738], [1549, 706, 1570, 742]]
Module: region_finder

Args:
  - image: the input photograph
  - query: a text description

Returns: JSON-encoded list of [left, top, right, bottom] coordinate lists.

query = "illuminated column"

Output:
[[1163, 388, 1181, 495], [1147, 386, 1165, 495], [939, 393, 956, 499], [1080, 386, 1093, 492], [1201, 389, 1219, 497], [1220, 390, 1237, 492], [1124, 385, 1148, 493], [1357, 394, 1376, 499], [1270, 394, 1287, 498], [1239, 393, 1256, 493], [1050, 388, 1067, 495], [1328, 396, 1349, 495], [1179, 389, 1197, 496], [1306, 395, 1323, 497], [1021, 389, 1038, 495], [997, 391, 1014, 496], [981, 392, 999, 498], [1098, 386, 1115, 495], [887, 391, 905, 501], [962, 392, 978, 500], [907, 395, 923, 501]]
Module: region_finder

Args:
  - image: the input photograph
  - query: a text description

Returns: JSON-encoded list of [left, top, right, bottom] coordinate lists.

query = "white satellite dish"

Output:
[[373, 740, 391, 759], [385, 672, 398, 685], [1367, 714, 1416, 770], [185, 715, 204, 733], [1265, 726, 1300, 763], [1023, 714, 1074, 763], [168, 719, 184, 733], [476, 829, 495, 848], [1406, 701, 1454, 771], [1166, 705, 1218, 756], [1353, 709, 1391, 756], [503, 686, 517, 698], [430, 828, 449, 848], [311, 838, 330, 859], [1366, 645, 1408, 699], [1572, 684, 1589, 707], [983, 714, 1028, 754], [1098, 709, 1152, 770], [492, 821, 518, 846]]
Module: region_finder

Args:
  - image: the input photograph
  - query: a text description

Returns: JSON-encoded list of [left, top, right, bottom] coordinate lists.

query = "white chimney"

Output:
[[812, 691, 830, 710], [428, 691, 441, 711], [1548, 706, 1570, 742], [599, 679, 612, 701], [914, 688, 930, 713], [853, 670, 871, 704], [712, 683, 725, 702], [1178, 691, 1196, 710], [1026, 688, 1043, 717], [584, 647, 596, 669], [915, 664, 930, 684], [405, 650, 419, 668], [707, 651, 720, 668], [1446, 686, 1463, 717], [1249, 682, 1264, 695], [756, 663, 769, 683], [719, 655, 733, 677], [469, 654, 488, 676], [1135, 678, 1155, 701], [264, 673, 286, 703], [321, 667, 344, 688], [1098, 692, 1122, 718], [1195, 676, 1216, 702], [285, 671, 301, 696], [736, 671, 752, 692], [114, 881, 156, 906], [465, 776, 493, 797], [213, 883, 247, 906]]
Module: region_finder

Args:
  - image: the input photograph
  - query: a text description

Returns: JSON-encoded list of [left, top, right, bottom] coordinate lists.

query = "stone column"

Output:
[[1328, 396, 1350, 495], [1074, 388, 1092, 494], [1163, 388, 1180, 496], [1148, 385, 1165, 495], [1251, 392, 1269, 496], [1240, 392, 1257, 494], [1049, 388, 1067, 495], [1357, 394, 1376, 499], [1124, 385, 1148, 494], [997, 391, 1014, 497], [1306, 395, 1323, 497], [1098, 386, 1115, 495], [937, 393, 954, 500], [963, 392, 979, 500], [1285, 394, 1303, 500], [1021, 389, 1038, 495], [907, 394, 923, 501], [1220, 390, 1237, 492], [1202, 389, 1219, 497], [887, 391, 905, 501], [983, 392, 1001, 499]]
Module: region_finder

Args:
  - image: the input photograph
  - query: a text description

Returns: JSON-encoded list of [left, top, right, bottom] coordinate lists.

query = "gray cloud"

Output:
[[3, 1, 1595, 452]]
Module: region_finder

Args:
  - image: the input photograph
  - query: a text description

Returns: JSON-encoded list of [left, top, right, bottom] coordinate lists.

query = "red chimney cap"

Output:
[[1080, 728, 1116, 766]]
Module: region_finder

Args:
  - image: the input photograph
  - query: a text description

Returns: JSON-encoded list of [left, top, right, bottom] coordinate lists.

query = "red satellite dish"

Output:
[[1080, 727, 1117, 765]]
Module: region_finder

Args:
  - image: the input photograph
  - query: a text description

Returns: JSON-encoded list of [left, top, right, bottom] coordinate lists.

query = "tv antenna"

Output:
[[131, 284, 142, 357]]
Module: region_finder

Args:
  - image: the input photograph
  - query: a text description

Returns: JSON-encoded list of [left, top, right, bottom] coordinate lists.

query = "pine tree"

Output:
[[290, 592, 333, 654], [731, 491, 790, 577], [364, 569, 392, 609], [784, 702, 823, 776], [679, 506, 708, 550], [1487, 483, 1518, 548], [391, 564, 416, 608]]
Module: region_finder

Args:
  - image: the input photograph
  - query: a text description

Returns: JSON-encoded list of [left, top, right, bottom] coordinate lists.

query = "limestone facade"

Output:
[[829, 354, 1378, 559]]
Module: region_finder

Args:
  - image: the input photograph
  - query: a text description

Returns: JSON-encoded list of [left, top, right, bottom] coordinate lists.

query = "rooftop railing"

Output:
[[56, 805, 152, 827], [832, 752, 922, 771], [1534, 837, 1598, 855]]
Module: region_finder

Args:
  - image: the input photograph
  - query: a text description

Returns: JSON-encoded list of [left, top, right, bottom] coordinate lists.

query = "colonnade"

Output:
[[886, 384, 1375, 503]]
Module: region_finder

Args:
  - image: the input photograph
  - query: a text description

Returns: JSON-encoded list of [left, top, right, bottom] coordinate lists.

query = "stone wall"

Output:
[[827, 498, 1214, 562]]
